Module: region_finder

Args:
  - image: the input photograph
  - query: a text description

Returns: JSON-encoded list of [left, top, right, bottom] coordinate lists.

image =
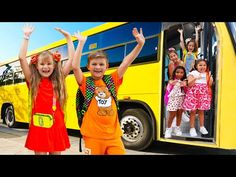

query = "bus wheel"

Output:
[[120, 108, 153, 151], [4, 106, 16, 128]]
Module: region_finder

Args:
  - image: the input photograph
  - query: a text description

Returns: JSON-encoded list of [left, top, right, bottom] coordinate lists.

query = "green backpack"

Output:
[[75, 75, 119, 152]]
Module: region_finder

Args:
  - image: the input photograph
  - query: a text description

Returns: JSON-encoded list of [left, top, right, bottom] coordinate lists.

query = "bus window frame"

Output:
[[66, 34, 160, 74], [226, 22, 236, 52]]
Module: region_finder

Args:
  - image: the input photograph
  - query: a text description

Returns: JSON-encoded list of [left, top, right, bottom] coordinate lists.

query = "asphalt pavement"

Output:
[[0, 123, 158, 155]]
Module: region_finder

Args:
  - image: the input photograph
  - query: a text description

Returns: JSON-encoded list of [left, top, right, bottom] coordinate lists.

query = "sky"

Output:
[[0, 22, 105, 62]]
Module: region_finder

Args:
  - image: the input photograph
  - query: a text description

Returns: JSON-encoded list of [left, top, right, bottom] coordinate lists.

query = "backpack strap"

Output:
[[76, 76, 95, 126], [75, 76, 95, 152], [82, 77, 95, 115], [103, 75, 119, 110], [75, 88, 83, 152]]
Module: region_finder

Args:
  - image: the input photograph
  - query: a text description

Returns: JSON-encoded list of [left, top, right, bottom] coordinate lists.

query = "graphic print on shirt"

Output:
[[94, 86, 114, 116]]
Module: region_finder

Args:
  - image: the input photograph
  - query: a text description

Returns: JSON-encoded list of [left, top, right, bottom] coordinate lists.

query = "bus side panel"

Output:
[[217, 23, 236, 149], [0, 83, 28, 123], [65, 75, 80, 130], [118, 62, 162, 138]]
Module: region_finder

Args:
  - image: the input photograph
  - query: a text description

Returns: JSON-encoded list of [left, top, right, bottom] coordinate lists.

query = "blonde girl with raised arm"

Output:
[[19, 24, 75, 155]]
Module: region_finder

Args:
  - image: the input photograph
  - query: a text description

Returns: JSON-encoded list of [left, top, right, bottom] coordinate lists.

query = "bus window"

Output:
[[14, 71, 25, 84], [103, 45, 125, 68], [126, 36, 158, 64]]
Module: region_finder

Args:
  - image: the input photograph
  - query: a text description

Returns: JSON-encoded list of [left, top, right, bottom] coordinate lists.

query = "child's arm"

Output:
[[177, 28, 185, 51], [72, 31, 87, 85], [55, 28, 75, 77], [168, 62, 175, 78], [187, 73, 201, 87], [19, 24, 34, 83], [195, 25, 201, 50], [168, 79, 178, 85], [117, 28, 145, 79]]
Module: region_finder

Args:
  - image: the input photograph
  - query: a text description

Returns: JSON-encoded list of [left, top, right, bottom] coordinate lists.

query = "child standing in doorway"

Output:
[[178, 25, 201, 74], [164, 66, 187, 138], [19, 24, 75, 155], [72, 28, 145, 155], [182, 59, 213, 137]]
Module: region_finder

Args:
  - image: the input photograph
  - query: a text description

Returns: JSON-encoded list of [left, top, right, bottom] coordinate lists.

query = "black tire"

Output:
[[120, 108, 153, 151], [4, 105, 16, 128]]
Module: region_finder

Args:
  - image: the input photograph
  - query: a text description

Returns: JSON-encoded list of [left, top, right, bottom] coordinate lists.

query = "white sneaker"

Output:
[[200, 126, 208, 135], [190, 128, 197, 137], [181, 113, 190, 122], [173, 126, 182, 136], [164, 128, 172, 138]]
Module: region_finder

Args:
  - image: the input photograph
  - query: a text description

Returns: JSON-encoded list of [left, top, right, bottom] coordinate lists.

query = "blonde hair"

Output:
[[29, 51, 67, 108]]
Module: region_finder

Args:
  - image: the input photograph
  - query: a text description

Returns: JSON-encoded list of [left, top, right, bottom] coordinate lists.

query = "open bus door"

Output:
[[162, 22, 216, 142]]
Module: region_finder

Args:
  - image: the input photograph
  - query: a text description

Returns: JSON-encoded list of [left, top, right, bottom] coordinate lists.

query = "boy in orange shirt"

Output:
[[72, 28, 145, 155]]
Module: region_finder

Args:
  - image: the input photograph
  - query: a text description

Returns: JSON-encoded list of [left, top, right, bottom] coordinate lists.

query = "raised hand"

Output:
[[195, 25, 201, 32], [177, 28, 183, 34], [55, 27, 70, 37], [22, 23, 34, 37], [132, 28, 145, 46], [74, 30, 87, 43]]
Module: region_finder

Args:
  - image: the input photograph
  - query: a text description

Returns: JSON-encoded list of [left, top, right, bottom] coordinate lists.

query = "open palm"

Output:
[[132, 28, 145, 45], [55, 28, 70, 37], [74, 31, 87, 43], [22, 24, 34, 37]]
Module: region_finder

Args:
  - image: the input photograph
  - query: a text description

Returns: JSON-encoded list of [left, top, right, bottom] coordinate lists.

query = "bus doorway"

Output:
[[162, 22, 217, 143]]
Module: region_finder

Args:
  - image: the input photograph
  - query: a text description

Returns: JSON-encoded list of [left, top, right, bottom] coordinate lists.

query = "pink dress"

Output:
[[182, 71, 212, 110]]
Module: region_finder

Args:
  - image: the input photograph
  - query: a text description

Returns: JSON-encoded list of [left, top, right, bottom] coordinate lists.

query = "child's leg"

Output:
[[106, 138, 126, 155], [189, 110, 198, 137], [198, 110, 204, 127], [34, 151, 47, 155], [176, 109, 183, 127], [49, 151, 61, 155], [167, 111, 177, 128], [198, 110, 208, 134], [189, 110, 197, 128], [83, 137, 106, 155]]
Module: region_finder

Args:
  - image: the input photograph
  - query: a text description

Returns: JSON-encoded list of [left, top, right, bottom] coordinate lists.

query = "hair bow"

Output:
[[53, 51, 61, 62], [168, 47, 176, 52], [31, 54, 39, 64]]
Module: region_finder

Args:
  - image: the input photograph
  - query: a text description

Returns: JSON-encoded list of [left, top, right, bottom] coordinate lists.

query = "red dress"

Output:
[[25, 78, 70, 152]]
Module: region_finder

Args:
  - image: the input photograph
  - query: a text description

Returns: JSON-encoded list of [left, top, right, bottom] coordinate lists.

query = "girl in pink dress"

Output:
[[182, 59, 213, 137]]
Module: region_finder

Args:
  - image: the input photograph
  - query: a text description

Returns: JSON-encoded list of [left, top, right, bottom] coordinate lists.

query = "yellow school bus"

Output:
[[0, 22, 235, 151]]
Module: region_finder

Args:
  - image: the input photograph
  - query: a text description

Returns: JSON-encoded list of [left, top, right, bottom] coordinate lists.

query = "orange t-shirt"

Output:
[[79, 70, 123, 140]]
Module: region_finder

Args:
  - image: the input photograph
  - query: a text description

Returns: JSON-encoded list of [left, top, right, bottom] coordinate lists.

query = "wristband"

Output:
[[24, 35, 30, 40]]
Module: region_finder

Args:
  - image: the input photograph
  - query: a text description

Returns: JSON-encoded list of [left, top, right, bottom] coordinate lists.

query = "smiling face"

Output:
[[175, 68, 185, 80], [196, 60, 207, 73], [87, 58, 108, 80], [36, 53, 55, 78], [187, 41, 195, 52], [169, 51, 179, 63]]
